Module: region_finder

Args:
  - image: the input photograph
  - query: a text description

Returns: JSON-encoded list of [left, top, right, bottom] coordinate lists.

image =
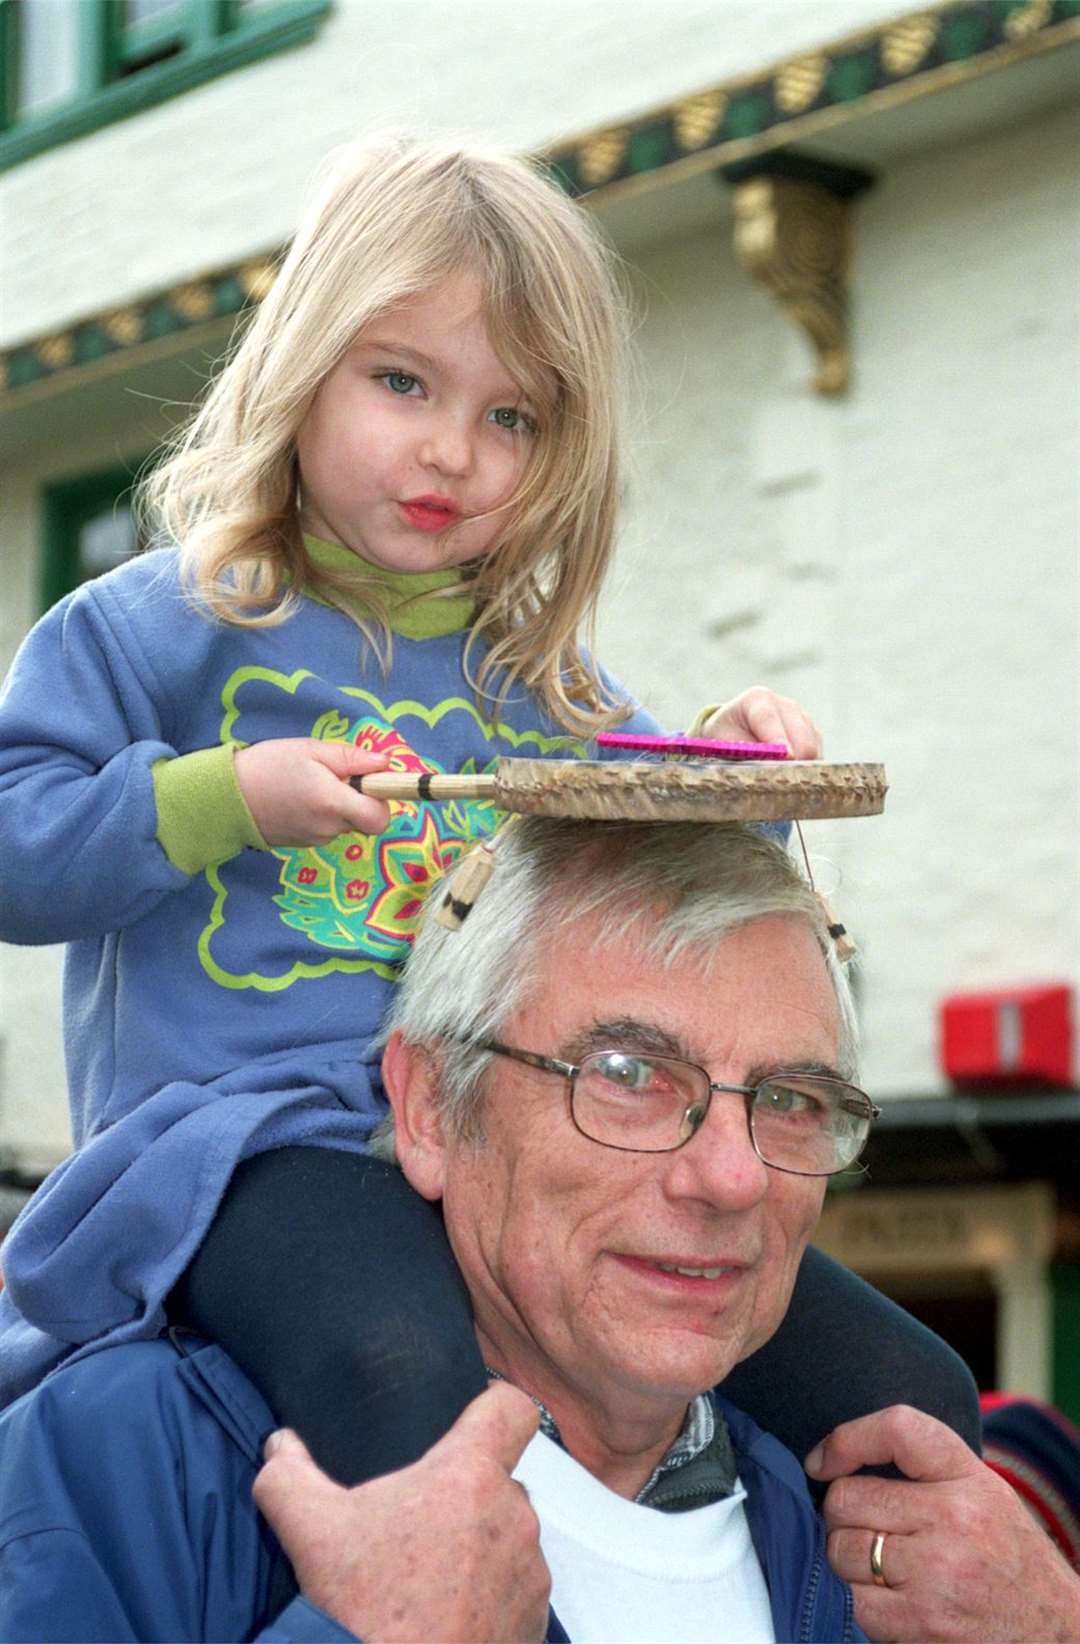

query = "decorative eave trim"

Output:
[[0, 257, 279, 404], [3, 0, 1078, 407], [544, 1, 1080, 202]]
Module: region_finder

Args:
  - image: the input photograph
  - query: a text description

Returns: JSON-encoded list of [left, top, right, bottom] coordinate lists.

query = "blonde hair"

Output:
[[141, 132, 636, 735]]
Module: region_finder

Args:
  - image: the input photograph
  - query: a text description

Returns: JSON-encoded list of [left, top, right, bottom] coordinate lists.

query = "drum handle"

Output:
[[351, 772, 496, 802]]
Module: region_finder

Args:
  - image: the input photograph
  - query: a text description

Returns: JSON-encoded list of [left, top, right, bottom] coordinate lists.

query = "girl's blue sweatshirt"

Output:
[[0, 541, 660, 1398]]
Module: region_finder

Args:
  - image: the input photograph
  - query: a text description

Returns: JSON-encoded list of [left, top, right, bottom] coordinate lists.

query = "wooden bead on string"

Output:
[[433, 816, 522, 931], [793, 821, 856, 962], [433, 839, 498, 931], [817, 892, 856, 963]]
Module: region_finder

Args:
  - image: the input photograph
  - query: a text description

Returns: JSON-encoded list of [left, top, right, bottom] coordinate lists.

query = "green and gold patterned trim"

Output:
[[545, 0, 1080, 199], [3, 0, 1078, 405], [1, 257, 278, 398]]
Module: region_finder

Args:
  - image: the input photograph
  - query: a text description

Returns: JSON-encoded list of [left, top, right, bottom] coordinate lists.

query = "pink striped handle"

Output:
[[596, 732, 789, 761]]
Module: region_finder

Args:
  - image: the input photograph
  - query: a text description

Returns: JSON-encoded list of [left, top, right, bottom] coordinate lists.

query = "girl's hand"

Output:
[[235, 739, 392, 845], [703, 689, 822, 760]]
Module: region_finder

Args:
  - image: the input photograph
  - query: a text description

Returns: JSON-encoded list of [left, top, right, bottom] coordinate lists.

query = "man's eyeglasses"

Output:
[[467, 1039, 881, 1177]]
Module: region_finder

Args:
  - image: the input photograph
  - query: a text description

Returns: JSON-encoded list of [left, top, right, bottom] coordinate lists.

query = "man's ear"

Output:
[[381, 1030, 448, 1202]]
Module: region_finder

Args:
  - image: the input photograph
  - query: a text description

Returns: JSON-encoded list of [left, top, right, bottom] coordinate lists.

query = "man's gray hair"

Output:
[[375, 817, 859, 1153]]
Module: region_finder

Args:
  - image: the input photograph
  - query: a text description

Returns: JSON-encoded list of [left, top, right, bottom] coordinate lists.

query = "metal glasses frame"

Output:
[[468, 1037, 881, 1177]]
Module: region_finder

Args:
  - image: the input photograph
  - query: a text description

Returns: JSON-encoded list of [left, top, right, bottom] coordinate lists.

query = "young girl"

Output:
[[0, 135, 972, 1484]]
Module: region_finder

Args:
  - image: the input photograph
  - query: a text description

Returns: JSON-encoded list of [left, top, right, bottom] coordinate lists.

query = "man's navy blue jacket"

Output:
[[0, 1336, 865, 1643]]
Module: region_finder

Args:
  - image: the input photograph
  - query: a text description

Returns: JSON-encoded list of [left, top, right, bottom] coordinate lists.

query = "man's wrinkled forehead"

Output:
[[520, 904, 832, 1036], [526, 892, 852, 1082]]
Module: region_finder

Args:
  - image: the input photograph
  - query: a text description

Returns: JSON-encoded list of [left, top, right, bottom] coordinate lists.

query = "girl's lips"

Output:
[[400, 498, 460, 533]]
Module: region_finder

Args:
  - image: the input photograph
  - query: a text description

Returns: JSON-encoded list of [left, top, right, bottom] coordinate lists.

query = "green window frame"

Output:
[[0, 0, 330, 172], [39, 459, 151, 614]]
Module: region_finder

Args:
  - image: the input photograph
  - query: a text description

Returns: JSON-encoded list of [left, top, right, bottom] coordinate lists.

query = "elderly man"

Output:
[[369, 813, 868, 1642], [1, 818, 1078, 1643]]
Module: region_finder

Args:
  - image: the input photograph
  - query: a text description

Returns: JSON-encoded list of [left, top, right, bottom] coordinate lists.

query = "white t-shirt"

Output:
[[514, 1431, 775, 1644]]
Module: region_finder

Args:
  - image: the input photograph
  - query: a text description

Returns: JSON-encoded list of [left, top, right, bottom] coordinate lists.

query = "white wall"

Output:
[[599, 96, 1080, 1094], [1, 0, 915, 345]]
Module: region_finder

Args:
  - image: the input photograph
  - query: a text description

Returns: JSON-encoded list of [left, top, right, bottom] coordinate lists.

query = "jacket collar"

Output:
[[169, 1331, 276, 1464]]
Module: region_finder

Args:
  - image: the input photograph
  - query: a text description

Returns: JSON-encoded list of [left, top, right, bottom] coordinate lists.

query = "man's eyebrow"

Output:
[[563, 1019, 688, 1062], [561, 1030, 853, 1087], [744, 1058, 853, 1085]]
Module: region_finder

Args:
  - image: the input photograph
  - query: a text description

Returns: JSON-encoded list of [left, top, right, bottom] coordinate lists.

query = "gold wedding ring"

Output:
[[870, 1530, 889, 1588]]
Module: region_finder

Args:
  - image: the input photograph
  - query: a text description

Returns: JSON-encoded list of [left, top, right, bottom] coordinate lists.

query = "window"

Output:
[[9, 0, 81, 120], [0, 0, 330, 171], [40, 461, 152, 613]]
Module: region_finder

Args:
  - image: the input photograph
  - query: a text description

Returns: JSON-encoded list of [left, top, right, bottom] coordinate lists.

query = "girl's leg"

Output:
[[721, 1243, 982, 1463], [169, 1147, 486, 1484], [172, 1159, 982, 1486]]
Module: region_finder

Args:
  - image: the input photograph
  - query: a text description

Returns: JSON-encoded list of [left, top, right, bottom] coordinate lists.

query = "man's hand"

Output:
[[235, 739, 392, 845], [253, 1383, 551, 1643], [807, 1404, 1080, 1643], [702, 689, 821, 760]]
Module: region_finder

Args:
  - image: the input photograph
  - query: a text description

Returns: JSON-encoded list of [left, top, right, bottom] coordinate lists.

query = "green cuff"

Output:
[[152, 745, 268, 875], [687, 704, 724, 738]]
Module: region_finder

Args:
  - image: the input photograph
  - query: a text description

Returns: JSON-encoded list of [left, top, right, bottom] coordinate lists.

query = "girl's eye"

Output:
[[382, 372, 419, 395], [489, 406, 537, 435]]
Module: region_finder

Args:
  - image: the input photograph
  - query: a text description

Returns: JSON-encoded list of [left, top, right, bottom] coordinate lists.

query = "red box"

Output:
[[939, 984, 1074, 1087]]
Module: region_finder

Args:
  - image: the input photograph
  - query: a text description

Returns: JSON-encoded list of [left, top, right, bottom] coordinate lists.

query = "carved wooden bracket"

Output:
[[724, 154, 875, 397]]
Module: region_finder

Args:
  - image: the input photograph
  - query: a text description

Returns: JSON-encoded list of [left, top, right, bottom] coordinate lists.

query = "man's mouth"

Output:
[[652, 1261, 734, 1280], [613, 1252, 750, 1287]]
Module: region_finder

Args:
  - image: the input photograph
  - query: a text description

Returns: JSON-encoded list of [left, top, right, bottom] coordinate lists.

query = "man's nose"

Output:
[[419, 412, 473, 477], [662, 1092, 770, 1210]]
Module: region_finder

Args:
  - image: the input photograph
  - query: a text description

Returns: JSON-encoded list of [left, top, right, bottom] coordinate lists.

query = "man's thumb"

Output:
[[442, 1383, 540, 1474], [805, 1405, 978, 1484], [253, 1428, 343, 1544]]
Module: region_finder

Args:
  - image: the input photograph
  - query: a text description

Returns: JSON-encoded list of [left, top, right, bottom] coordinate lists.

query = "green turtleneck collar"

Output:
[[303, 535, 476, 640]]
